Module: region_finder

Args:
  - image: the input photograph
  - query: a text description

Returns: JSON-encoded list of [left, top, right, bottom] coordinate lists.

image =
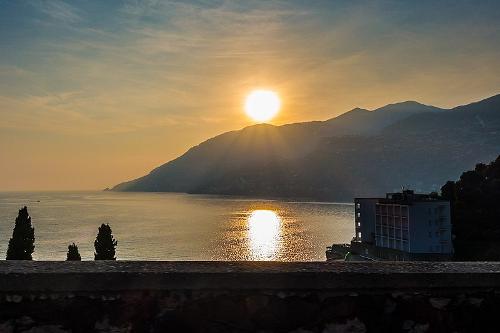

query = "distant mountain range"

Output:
[[112, 94, 500, 201]]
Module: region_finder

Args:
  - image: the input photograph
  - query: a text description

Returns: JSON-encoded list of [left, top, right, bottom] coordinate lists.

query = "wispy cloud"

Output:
[[30, 0, 82, 23], [0, 0, 499, 189]]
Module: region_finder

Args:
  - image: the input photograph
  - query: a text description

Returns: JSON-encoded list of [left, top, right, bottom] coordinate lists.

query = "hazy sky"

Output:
[[1, 0, 499, 190]]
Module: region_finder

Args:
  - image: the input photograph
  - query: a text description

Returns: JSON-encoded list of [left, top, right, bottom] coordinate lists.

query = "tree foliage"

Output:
[[94, 223, 117, 260], [441, 155, 500, 260], [66, 243, 81, 261], [6, 206, 35, 260]]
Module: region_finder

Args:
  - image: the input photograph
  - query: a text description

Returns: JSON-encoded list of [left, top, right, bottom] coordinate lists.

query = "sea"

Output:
[[0, 191, 354, 261]]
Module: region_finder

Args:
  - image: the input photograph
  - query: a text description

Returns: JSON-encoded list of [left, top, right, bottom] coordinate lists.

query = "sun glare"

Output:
[[245, 90, 281, 122], [247, 209, 281, 260]]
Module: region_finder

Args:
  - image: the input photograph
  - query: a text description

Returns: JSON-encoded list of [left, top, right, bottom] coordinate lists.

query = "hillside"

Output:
[[441, 154, 500, 260], [113, 95, 500, 201]]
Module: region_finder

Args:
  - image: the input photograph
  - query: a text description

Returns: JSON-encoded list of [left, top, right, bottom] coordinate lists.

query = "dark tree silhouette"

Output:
[[66, 243, 81, 261], [94, 223, 117, 260], [441, 155, 500, 260], [6, 206, 35, 260]]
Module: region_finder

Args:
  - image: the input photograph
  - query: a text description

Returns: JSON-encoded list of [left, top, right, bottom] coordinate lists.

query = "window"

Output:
[[357, 232, 362, 239], [435, 231, 439, 237], [428, 220, 431, 226], [357, 222, 361, 227], [357, 212, 361, 218], [356, 203, 360, 209], [402, 230, 408, 240], [428, 231, 432, 238]]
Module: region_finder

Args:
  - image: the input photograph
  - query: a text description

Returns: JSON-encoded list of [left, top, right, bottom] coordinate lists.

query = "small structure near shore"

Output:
[[327, 190, 453, 261]]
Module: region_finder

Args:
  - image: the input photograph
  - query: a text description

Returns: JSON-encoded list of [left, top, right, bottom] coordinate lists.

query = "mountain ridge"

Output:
[[113, 94, 500, 200]]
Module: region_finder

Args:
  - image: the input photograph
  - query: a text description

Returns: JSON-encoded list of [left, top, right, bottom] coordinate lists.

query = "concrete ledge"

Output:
[[1, 261, 500, 292], [2, 262, 500, 332]]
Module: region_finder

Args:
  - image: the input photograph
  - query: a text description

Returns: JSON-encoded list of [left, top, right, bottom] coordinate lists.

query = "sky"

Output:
[[0, 0, 499, 191]]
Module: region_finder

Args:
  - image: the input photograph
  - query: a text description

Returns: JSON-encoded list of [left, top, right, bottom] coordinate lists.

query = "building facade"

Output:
[[353, 190, 453, 261]]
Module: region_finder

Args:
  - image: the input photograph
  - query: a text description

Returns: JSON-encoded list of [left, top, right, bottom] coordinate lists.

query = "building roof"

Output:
[[355, 190, 449, 204]]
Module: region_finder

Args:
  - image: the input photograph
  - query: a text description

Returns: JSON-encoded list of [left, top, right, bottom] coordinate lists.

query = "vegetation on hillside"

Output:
[[441, 155, 500, 260]]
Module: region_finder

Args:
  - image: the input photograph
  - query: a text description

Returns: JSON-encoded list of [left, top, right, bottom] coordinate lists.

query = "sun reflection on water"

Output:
[[247, 209, 281, 260]]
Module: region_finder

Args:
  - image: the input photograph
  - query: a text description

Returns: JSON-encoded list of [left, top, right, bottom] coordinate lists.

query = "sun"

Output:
[[245, 90, 281, 122]]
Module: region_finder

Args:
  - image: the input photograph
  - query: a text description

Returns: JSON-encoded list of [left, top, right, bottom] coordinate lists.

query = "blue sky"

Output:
[[0, 0, 499, 190]]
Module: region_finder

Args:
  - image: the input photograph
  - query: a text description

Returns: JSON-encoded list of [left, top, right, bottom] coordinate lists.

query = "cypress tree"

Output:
[[66, 243, 81, 261], [94, 223, 117, 260], [6, 206, 35, 260]]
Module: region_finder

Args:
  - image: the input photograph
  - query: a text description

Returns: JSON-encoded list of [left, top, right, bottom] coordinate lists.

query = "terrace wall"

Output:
[[0, 261, 499, 332]]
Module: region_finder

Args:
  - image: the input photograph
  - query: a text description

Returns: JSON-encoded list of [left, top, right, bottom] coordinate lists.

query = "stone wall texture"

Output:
[[1, 261, 500, 332]]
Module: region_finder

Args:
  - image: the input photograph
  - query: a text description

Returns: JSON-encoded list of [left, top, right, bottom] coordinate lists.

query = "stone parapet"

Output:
[[0, 261, 499, 332]]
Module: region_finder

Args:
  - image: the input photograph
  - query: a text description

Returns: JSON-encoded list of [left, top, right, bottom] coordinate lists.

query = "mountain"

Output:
[[320, 101, 443, 136], [112, 94, 500, 201]]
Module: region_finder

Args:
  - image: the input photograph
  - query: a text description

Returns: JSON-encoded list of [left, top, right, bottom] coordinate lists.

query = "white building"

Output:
[[353, 190, 453, 261]]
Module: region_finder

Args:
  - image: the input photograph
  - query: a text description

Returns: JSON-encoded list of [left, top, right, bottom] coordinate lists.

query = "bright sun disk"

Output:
[[245, 90, 281, 122]]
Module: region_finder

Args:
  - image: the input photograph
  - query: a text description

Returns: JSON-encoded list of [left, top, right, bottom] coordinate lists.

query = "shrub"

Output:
[[67, 243, 81, 261]]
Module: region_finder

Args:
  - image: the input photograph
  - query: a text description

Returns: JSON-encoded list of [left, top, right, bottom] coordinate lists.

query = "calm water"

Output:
[[0, 192, 353, 261]]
